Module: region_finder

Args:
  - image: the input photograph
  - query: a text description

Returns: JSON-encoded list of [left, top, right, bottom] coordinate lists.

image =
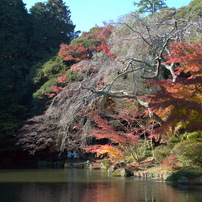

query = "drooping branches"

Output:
[[90, 10, 201, 111], [17, 60, 116, 154], [111, 11, 199, 80], [84, 107, 157, 163], [17, 3, 202, 159]]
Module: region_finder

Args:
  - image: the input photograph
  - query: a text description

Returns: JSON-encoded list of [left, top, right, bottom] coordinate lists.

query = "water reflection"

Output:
[[0, 169, 201, 202]]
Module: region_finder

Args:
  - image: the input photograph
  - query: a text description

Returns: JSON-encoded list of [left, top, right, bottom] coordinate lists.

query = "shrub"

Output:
[[166, 137, 180, 149], [173, 140, 202, 167], [65, 69, 78, 82], [166, 168, 202, 183], [154, 145, 170, 164], [143, 150, 153, 157], [160, 154, 181, 171]]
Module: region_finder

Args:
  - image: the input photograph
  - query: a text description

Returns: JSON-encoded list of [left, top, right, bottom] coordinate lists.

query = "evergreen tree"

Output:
[[134, 0, 167, 14], [30, 0, 78, 58], [0, 0, 78, 154], [0, 0, 31, 152]]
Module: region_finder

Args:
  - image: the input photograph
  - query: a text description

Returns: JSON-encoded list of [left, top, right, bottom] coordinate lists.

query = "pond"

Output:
[[0, 168, 201, 202]]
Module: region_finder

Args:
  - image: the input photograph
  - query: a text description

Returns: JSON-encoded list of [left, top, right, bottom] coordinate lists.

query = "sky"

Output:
[[23, 0, 193, 33]]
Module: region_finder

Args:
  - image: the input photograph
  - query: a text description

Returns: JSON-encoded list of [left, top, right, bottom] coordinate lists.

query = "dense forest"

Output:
[[0, 0, 201, 173], [0, 0, 79, 161]]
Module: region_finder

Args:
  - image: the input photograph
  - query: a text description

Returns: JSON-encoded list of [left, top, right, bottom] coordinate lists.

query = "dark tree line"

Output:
[[0, 0, 78, 154]]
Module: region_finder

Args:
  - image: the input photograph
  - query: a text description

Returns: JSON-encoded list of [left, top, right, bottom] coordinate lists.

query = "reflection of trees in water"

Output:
[[15, 179, 201, 202], [19, 183, 84, 202], [0, 170, 200, 202]]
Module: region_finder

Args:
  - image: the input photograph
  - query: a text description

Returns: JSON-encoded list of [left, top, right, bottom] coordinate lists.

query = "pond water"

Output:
[[0, 168, 201, 202]]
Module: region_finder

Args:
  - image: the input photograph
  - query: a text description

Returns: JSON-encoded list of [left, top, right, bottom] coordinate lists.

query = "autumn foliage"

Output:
[[45, 72, 68, 98], [84, 114, 139, 162], [59, 43, 95, 62], [14, 1, 202, 171], [160, 154, 180, 171], [59, 23, 114, 63], [84, 106, 156, 163], [46, 24, 115, 99], [149, 41, 202, 138]]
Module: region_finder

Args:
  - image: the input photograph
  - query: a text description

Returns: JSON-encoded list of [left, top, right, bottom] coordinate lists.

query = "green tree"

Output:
[[30, 0, 78, 57], [0, 0, 32, 152], [70, 28, 99, 48], [30, 54, 69, 114], [24, 0, 79, 113], [0, 0, 79, 153], [134, 0, 167, 14]]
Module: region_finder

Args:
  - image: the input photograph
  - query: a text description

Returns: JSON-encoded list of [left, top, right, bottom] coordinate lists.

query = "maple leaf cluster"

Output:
[[91, 114, 139, 144], [149, 41, 202, 138], [84, 107, 156, 162], [59, 23, 115, 63], [59, 43, 95, 62], [84, 114, 138, 162], [160, 154, 180, 171]]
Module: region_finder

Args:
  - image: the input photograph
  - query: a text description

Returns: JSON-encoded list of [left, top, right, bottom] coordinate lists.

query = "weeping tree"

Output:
[[17, 60, 115, 156], [17, 2, 201, 157]]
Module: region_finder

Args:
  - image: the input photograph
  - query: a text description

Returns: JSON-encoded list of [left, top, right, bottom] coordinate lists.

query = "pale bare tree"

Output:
[[17, 8, 201, 154]]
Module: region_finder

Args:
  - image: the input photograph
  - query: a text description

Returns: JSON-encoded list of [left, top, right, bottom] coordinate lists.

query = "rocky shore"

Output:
[[37, 158, 202, 185]]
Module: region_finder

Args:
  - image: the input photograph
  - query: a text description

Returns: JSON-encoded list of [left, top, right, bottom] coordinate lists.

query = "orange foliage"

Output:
[[85, 144, 124, 161], [56, 73, 68, 84], [59, 43, 94, 62], [149, 41, 202, 138], [84, 111, 148, 162], [45, 73, 68, 98], [165, 41, 202, 76], [160, 154, 180, 171], [59, 23, 115, 63], [91, 115, 139, 145]]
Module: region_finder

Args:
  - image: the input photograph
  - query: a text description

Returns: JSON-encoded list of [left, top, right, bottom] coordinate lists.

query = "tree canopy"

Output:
[[134, 0, 167, 14], [0, 0, 32, 152], [30, 0, 78, 57], [0, 0, 78, 155]]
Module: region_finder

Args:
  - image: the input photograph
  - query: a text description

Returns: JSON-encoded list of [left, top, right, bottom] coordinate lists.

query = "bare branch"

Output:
[[121, 22, 152, 48], [124, 58, 155, 68], [164, 63, 177, 82]]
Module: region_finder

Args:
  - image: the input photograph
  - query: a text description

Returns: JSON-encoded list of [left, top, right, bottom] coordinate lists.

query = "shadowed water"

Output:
[[0, 169, 201, 202]]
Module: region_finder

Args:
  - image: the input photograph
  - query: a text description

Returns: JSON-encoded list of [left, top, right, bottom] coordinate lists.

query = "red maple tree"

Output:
[[59, 23, 114, 63], [84, 105, 156, 163], [148, 41, 202, 139]]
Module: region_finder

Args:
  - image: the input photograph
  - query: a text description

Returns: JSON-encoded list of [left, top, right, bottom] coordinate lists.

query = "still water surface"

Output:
[[0, 169, 201, 202]]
